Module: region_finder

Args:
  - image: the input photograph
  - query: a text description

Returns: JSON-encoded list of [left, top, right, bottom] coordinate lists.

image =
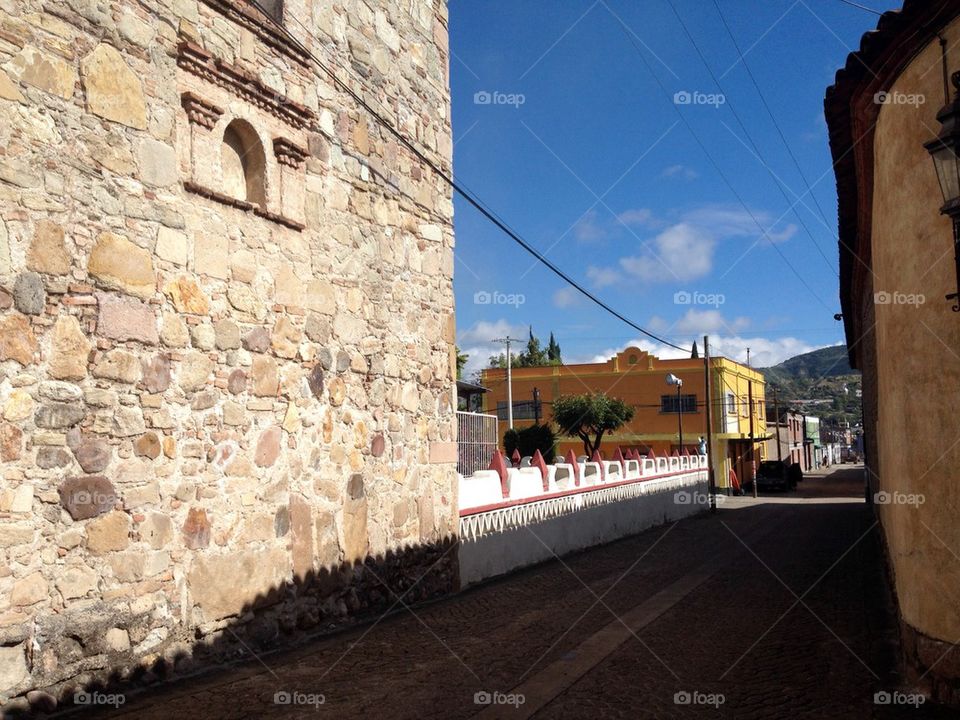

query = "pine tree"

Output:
[[547, 332, 562, 364], [691, 341, 699, 359]]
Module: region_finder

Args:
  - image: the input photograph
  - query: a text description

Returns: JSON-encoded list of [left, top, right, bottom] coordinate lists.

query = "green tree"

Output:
[[488, 327, 561, 369], [552, 392, 635, 457], [455, 346, 468, 380], [547, 332, 562, 364]]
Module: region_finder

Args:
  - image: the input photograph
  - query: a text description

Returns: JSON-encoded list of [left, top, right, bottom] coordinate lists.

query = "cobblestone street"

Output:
[[70, 467, 952, 719]]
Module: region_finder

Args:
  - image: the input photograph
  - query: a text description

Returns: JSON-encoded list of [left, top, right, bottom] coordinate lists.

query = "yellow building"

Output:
[[480, 347, 766, 491]]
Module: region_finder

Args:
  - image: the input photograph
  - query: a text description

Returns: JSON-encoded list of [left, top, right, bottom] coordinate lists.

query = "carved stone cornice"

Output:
[[273, 137, 307, 168], [181, 92, 224, 130], [176, 41, 315, 130], [198, 0, 310, 67]]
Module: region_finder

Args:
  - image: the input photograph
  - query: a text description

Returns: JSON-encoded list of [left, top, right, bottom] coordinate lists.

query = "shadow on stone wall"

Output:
[[3, 536, 458, 718]]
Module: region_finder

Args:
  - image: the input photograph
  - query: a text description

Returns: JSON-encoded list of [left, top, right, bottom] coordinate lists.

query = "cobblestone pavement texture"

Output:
[[68, 467, 956, 720]]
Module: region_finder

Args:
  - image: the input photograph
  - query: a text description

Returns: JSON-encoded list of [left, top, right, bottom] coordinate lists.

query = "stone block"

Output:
[[49, 315, 91, 380], [27, 220, 71, 275], [81, 44, 146, 129], [96, 293, 158, 344], [187, 547, 289, 621], [88, 232, 155, 299]]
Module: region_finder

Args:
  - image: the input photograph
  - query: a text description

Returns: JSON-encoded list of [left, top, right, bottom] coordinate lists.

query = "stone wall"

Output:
[[0, 0, 456, 710]]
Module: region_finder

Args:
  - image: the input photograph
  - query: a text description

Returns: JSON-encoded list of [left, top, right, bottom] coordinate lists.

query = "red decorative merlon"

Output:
[[613, 447, 626, 465], [510, 448, 521, 467], [590, 450, 604, 481], [672, 449, 680, 458], [648, 448, 657, 459], [532, 450, 549, 491], [489, 450, 509, 498], [564, 449, 580, 486]]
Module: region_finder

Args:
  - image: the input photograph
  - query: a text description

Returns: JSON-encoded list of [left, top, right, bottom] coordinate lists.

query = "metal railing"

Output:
[[456, 411, 498, 477]]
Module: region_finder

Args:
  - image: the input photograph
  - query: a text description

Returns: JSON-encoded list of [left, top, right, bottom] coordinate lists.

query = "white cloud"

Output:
[[457, 319, 529, 381], [662, 164, 698, 180], [573, 209, 606, 242], [585, 204, 798, 288], [586, 265, 622, 288], [673, 308, 750, 335], [590, 335, 823, 368], [552, 286, 581, 308], [616, 208, 655, 226], [457, 319, 526, 345], [619, 222, 714, 283]]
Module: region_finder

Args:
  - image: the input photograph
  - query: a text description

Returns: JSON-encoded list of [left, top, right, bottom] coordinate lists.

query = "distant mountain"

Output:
[[760, 345, 853, 384], [759, 346, 860, 426]]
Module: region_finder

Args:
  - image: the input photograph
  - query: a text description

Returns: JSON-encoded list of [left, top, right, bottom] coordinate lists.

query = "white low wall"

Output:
[[458, 456, 709, 587]]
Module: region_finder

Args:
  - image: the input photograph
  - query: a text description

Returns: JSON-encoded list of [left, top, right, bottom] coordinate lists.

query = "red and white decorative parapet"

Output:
[[458, 449, 709, 540]]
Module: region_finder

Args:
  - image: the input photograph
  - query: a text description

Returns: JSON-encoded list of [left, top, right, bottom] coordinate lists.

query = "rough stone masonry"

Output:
[[0, 0, 457, 709]]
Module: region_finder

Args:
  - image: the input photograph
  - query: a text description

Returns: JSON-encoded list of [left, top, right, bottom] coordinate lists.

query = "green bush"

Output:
[[503, 424, 557, 463]]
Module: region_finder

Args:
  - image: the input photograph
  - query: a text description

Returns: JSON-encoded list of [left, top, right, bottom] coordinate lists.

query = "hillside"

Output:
[[759, 345, 861, 427]]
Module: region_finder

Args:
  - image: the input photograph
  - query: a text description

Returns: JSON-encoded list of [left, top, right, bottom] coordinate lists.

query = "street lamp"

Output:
[[666, 373, 683, 453], [924, 71, 960, 311]]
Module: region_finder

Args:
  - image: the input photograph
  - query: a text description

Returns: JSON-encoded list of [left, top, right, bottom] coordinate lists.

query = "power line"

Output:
[[711, 0, 840, 276], [665, 0, 837, 278], [244, 0, 689, 354], [604, 3, 833, 313], [834, 0, 883, 15]]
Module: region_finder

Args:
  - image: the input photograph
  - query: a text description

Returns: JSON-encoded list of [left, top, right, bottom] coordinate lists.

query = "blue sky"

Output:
[[448, 0, 887, 378]]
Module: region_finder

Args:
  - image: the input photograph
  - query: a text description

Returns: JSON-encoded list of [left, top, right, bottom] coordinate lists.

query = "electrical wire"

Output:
[[711, 0, 840, 275], [243, 0, 689, 354], [664, 0, 837, 277], [604, 3, 833, 312], [834, 0, 883, 15]]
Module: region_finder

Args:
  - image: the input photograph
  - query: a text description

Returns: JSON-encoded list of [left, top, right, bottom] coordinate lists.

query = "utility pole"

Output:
[[773, 386, 783, 463], [492, 336, 519, 429], [533, 387, 541, 425], [746, 347, 751, 367], [703, 335, 717, 512]]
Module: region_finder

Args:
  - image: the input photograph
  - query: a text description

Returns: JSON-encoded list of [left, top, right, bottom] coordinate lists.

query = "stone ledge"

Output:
[[176, 41, 314, 130], [184, 181, 305, 231]]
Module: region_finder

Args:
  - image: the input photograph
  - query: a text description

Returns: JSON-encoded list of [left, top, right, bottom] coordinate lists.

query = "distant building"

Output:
[[480, 347, 766, 492], [826, 0, 960, 703], [764, 409, 807, 470]]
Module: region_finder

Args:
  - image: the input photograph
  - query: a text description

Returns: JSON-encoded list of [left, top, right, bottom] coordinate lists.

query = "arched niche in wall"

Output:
[[221, 118, 267, 208]]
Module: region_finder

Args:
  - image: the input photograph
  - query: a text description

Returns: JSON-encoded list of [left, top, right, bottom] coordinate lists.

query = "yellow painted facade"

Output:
[[480, 347, 766, 489]]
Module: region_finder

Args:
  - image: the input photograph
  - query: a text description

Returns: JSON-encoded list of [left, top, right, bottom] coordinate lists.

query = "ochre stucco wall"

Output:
[[871, 16, 960, 645]]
